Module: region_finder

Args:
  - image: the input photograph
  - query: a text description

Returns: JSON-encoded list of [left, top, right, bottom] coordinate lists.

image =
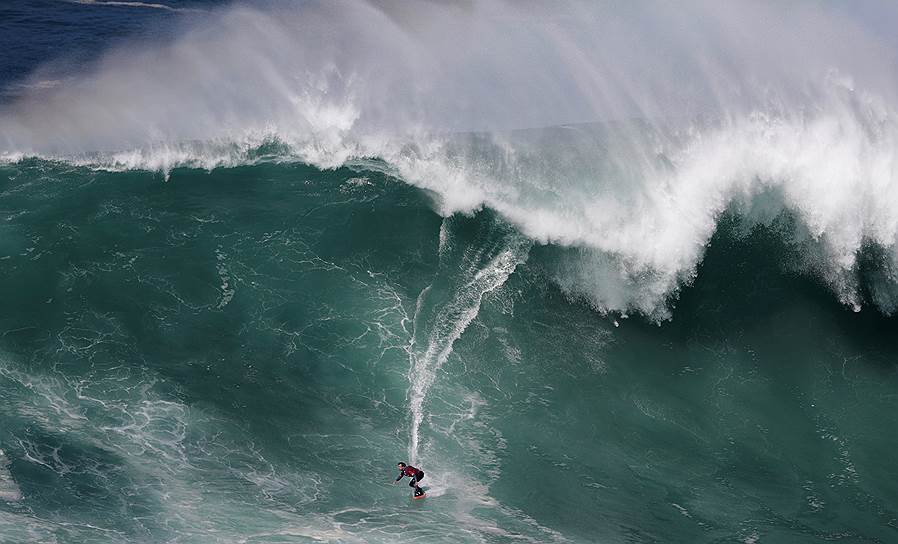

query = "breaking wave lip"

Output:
[[3, 1, 898, 321], [3, 105, 898, 325], [6, 94, 898, 324]]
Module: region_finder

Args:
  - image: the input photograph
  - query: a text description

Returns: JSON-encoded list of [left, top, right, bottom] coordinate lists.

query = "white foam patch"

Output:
[[0, 349, 327, 541]]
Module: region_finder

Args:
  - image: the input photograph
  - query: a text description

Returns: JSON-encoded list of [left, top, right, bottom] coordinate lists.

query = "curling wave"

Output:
[[2, 0, 898, 319]]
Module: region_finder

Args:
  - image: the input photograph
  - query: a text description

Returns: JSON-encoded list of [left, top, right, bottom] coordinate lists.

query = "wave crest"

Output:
[[3, 0, 898, 319]]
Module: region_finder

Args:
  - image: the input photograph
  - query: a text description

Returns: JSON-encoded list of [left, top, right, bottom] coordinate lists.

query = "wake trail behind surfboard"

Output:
[[405, 217, 529, 464]]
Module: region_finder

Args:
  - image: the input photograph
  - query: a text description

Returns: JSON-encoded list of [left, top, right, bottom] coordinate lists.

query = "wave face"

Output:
[[3, 2, 898, 543], [3, 0, 898, 318], [2, 157, 898, 543]]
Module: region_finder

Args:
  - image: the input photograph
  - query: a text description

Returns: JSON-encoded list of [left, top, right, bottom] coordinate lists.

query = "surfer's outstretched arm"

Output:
[[395, 472, 404, 482]]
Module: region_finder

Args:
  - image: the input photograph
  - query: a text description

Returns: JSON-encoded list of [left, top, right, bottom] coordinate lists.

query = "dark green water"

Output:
[[0, 159, 896, 543]]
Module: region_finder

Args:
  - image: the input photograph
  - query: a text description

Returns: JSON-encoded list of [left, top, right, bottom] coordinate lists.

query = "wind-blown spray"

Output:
[[2, 0, 898, 317]]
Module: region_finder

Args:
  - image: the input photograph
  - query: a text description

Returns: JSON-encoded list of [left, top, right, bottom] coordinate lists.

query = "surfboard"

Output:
[[413, 493, 426, 500]]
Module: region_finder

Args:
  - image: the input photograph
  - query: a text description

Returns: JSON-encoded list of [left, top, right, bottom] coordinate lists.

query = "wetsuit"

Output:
[[396, 465, 425, 495]]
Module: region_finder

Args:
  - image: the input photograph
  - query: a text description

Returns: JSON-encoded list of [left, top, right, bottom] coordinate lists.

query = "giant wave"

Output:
[[2, 0, 898, 320]]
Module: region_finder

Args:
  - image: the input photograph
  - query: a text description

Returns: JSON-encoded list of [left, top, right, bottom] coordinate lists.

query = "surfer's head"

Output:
[[397, 462, 406, 469]]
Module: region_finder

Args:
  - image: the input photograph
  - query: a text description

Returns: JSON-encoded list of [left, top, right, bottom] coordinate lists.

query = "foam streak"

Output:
[[407, 226, 529, 462]]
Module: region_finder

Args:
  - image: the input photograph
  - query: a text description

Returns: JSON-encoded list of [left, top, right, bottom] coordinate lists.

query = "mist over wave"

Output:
[[3, 0, 898, 319]]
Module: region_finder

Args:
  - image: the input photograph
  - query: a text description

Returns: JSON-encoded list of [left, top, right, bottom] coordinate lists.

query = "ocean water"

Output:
[[2, 2, 898, 543]]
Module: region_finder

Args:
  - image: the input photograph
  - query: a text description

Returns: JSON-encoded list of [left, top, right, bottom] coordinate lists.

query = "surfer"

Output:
[[394, 462, 425, 498]]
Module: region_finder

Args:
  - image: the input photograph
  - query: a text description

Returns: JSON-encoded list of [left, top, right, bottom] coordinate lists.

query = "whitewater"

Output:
[[4, 1, 898, 320], [2, 1, 898, 542]]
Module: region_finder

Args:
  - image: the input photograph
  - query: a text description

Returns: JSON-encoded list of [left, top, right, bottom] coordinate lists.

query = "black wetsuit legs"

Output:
[[410, 471, 424, 495]]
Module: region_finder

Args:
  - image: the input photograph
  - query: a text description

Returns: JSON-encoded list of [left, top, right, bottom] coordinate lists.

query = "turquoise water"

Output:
[[0, 159, 896, 543], [3, 2, 898, 543]]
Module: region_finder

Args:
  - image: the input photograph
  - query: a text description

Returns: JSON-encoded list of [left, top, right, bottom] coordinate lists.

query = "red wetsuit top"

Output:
[[397, 465, 422, 480]]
